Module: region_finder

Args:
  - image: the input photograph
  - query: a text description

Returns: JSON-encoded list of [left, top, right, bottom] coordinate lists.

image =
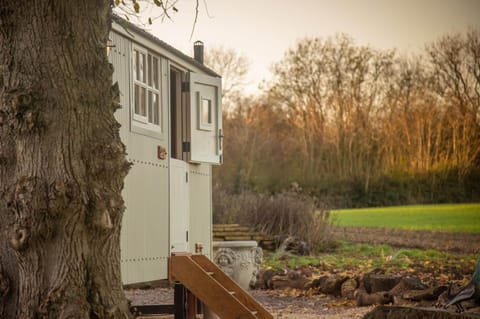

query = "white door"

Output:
[[188, 72, 223, 165], [169, 158, 189, 252]]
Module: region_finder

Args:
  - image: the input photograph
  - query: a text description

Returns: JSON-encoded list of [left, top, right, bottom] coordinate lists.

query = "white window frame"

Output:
[[197, 92, 214, 131], [132, 45, 162, 133]]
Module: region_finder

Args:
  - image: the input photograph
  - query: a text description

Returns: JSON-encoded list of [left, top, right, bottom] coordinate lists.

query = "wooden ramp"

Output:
[[170, 254, 273, 319]]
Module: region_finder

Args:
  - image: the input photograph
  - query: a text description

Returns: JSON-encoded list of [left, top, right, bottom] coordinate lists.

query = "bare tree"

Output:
[[266, 35, 394, 188], [428, 29, 480, 126], [427, 29, 480, 175], [203, 46, 251, 108], [216, 29, 480, 207]]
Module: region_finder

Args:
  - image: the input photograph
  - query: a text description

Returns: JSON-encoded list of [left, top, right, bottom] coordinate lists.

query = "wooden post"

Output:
[[174, 283, 186, 319], [187, 290, 197, 319]]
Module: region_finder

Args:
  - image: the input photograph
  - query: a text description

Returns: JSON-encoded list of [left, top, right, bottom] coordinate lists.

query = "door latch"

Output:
[[218, 129, 224, 151]]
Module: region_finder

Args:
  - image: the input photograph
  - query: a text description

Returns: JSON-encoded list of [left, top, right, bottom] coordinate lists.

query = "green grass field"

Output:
[[331, 203, 480, 233]]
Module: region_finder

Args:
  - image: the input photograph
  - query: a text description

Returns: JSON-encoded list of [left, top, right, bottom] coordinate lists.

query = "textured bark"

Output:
[[0, 1, 131, 318]]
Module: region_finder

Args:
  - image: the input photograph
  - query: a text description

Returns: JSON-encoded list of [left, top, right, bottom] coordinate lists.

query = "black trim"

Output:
[[182, 142, 191, 153], [129, 284, 188, 318], [174, 283, 187, 319], [181, 81, 190, 93], [130, 304, 176, 315]]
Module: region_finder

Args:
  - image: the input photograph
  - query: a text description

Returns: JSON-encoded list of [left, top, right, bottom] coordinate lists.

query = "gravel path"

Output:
[[125, 287, 372, 318]]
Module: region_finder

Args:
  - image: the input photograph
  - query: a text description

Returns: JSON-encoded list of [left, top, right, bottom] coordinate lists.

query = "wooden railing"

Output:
[[169, 253, 273, 319]]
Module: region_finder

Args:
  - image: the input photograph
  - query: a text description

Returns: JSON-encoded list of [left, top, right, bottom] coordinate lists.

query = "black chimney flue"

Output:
[[194, 40, 204, 64]]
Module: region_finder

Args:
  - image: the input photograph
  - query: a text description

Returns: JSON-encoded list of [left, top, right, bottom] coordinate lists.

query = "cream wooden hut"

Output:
[[109, 16, 222, 285], [109, 17, 271, 319]]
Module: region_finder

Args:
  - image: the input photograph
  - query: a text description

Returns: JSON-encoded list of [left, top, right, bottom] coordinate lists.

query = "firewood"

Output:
[[355, 290, 394, 307]]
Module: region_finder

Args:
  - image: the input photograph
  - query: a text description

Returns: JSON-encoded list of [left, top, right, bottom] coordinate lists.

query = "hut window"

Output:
[[198, 94, 213, 131], [132, 46, 161, 128]]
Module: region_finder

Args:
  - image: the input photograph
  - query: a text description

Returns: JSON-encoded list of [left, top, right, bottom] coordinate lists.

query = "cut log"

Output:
[[278, 236, 310, 256], [224, 236, 253, 241], [253, 269, 275, 289], [341, 278, 359, 299], [270, 275, 310, 290], [365, 274, 402, 293], [355, 291, 394, 307], [403, 286, 448, 301], [390, 277, 428, 297], [311, 275, 349, 296]]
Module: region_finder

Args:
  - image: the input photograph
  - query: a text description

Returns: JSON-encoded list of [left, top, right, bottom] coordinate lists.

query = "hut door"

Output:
[[169, 67, 189, 253], [187, 72, 223, 164], [169, 158, 189, 252]]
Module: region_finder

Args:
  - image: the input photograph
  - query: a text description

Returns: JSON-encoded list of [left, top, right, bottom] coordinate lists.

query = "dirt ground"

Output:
[[250, 289, 371, 318], [329, 226, 480, 254]]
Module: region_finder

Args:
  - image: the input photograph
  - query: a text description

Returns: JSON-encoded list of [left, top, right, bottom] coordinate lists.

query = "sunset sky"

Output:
[[135, 0, 480, 93]]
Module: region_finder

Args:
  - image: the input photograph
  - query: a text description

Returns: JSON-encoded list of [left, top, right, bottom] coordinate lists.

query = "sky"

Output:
[[135, 0, 480, 94]]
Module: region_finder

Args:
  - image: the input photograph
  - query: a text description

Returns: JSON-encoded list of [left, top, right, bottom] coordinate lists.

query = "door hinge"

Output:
[[181, 81, 190, 92], [182, 141, 191, 152], [186, 172, 189, 183], [186, 230, 189, 242]]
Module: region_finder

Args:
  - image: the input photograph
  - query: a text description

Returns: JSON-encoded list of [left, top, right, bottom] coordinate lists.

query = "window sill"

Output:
[[131, 120, 164, 140]]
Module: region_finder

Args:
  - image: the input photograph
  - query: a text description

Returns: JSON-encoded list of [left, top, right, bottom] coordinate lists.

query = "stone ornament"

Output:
[[212, 241, 263, 290], [213, 247, 236, 276]]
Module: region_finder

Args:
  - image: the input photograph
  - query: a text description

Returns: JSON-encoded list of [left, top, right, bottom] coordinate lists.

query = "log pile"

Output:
[[212, 224, 275, 250], [253, 267, 480, 313]]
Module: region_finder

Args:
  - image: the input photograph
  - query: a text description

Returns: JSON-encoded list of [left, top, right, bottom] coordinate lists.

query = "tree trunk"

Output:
[[0, 1, 131, 318]]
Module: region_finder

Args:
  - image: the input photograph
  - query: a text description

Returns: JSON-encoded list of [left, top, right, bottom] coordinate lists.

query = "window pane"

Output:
[[140, 87, 146, 116], [133, 50, 138, 81], [148, 91, 153, 123], [152, 57, 159, 89], [202, 98, 212, 124], [139, 52, 146, 83], [134, 84, 140, 114], [153, 93, 160, 125], [148, 54, 152, 86]]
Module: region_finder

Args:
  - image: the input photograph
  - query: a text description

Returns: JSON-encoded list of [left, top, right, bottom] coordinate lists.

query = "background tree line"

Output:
[[208, 29, 480, 211]]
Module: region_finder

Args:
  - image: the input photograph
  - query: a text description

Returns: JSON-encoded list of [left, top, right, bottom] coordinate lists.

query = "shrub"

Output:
[[212, 184, 335, 252]]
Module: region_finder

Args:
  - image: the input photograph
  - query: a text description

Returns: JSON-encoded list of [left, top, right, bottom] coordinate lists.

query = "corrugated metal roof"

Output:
[[112, 14, 220, 78]]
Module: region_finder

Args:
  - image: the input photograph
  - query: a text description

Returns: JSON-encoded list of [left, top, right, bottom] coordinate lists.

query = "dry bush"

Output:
[[213, 184, 335, 252]]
